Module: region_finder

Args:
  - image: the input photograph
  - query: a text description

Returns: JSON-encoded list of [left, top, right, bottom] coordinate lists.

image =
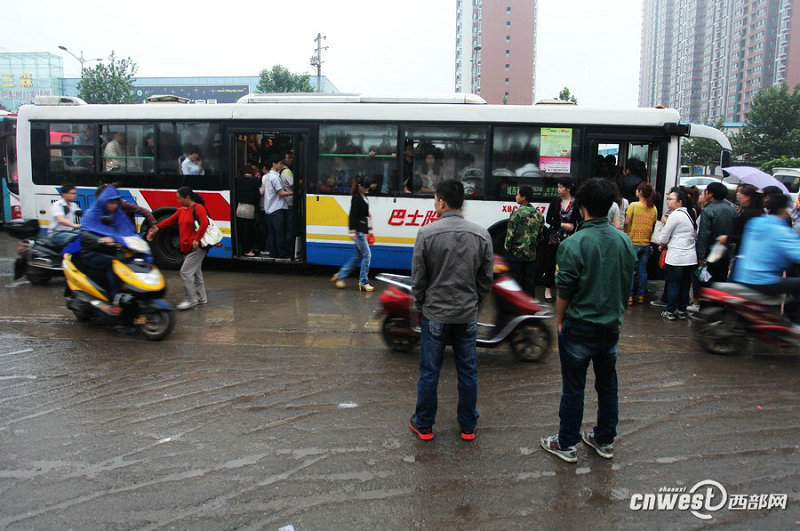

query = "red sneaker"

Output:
[[409, 417, 433, 441], [460, 428, 476, 441]]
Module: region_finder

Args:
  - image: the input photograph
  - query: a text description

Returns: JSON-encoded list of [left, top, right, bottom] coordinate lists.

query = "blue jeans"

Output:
[[630, 245, 650, 296], [337, 232, 371, 286], [558, 318, 619, 447], [50, 230, 79, 247], [666, 264, 694, 313], [413, 317, 479, 430]]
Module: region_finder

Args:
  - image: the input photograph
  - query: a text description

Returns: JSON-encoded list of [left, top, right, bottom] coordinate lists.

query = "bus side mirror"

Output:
[[721, 150, 731, 171]]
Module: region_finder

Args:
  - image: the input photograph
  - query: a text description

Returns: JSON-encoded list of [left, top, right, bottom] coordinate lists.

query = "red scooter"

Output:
[[376, 256, 553, 361], [692, 282, 800, 354]]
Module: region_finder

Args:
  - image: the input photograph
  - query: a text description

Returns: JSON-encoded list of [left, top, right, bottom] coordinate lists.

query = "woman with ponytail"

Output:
[[147, 186, 210, 310], [624, 181, 658, 304]]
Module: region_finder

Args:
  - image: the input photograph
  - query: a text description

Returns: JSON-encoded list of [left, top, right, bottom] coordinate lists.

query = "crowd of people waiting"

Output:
[[504, 160, 800, 327]]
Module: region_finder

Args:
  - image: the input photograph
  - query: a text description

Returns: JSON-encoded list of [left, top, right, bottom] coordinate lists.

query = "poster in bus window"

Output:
[[540, 128, 573, 173]]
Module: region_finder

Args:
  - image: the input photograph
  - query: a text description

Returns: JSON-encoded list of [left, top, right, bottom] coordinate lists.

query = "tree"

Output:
[[760, 156, 800, 174], [257, 65, 314, 93], [77, 52, 138, 104], [557, 87, 577, 104], [681, 118, 727, 173], [733, 83, 800, 166]]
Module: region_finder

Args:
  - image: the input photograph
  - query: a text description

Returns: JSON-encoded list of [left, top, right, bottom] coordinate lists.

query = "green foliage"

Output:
[[257, 65, 314, 93], [760, 156, 800, 175], [681, 118, 727, 172], [77, 52, 138, 104], [557, 87, 577, 104], [733, 83, 800, 166]]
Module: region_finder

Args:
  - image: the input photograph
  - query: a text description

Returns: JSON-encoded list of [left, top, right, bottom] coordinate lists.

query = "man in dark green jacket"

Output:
[[540, 178, 636, 463]]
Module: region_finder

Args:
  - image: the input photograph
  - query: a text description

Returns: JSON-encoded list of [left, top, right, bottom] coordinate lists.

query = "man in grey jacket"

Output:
[[409, 180, 494, 441]]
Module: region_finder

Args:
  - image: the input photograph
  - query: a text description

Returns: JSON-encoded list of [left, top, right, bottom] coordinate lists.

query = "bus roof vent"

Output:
[[535, 99, 577, 105], [237, 93, 362, 104], [34, 96, 87, 106], [236, 92, 486, 105], [145, 94, 190, 104], [359, 93, 486, 104]]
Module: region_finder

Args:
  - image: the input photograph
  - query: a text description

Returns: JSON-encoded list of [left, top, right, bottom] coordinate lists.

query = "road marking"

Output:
[[0, 349, 33, 358]]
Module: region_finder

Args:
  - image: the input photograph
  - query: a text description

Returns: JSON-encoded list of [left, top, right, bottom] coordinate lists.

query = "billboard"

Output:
[[0, 53, 63, 112], [133, 85, 250, 104]]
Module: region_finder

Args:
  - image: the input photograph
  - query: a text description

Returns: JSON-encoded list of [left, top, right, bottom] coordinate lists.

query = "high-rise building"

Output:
[[639, 0, 800, 123], [455, 0, 537, 105]]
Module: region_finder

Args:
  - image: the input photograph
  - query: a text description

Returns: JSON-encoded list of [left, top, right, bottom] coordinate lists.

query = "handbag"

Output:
[[658, 248, 667, 270], [650, 220, 665, 244], [366, 233, 375, 245], [547, 228, 567, 246], [193, 205, 223, 248], [236, 203, 255, 220]]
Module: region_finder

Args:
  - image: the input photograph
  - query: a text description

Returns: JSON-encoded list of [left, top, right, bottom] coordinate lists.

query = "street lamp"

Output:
[[57, 45, 102, 69]]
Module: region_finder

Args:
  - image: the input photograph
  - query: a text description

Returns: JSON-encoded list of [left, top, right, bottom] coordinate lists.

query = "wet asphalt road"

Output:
[[0, 233, 798, 529]]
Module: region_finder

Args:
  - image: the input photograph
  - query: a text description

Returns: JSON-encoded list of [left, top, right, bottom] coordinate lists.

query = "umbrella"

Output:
[[722, 166, 790, 194]]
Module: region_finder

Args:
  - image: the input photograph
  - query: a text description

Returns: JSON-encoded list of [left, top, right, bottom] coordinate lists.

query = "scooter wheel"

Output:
[[71, 308, 92, 322], [138, 309, 175, 341], [26, 264, 53, 285], [691, 306, 744, 355], [510, 322, 552, 362], [381, 316, 418, 353]]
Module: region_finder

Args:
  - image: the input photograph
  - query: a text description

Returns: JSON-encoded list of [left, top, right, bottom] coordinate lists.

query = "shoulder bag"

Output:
[[193, 205, 223, 248]]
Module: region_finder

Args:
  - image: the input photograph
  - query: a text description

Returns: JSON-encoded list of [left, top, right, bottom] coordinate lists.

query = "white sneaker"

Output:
[[176, 300, 197, 311], [686, 304, 700, 313]]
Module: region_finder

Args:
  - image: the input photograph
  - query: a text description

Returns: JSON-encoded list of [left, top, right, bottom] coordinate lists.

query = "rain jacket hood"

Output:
[[81, 185, 136, 239]]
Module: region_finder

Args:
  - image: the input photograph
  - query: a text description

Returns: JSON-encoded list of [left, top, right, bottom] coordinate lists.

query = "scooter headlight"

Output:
[[136, 268, 163, 286]]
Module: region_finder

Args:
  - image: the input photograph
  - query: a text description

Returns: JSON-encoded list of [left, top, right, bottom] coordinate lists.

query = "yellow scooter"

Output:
[[63, 233, 175, 341]]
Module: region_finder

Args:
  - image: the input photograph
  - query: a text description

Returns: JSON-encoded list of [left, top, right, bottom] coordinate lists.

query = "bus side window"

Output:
[[403, 125, 488, 197], [318, 123, 398, 195]]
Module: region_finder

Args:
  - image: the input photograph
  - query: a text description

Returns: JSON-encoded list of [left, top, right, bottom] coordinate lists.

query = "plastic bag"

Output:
[[694, 265, 712, 283]]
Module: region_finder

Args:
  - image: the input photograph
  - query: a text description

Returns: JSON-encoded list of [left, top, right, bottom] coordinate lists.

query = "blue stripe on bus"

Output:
[[306, 242, 413, 270]]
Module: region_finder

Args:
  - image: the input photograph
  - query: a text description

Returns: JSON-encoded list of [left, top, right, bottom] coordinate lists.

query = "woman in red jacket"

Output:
[[147, 186, 209, 310]]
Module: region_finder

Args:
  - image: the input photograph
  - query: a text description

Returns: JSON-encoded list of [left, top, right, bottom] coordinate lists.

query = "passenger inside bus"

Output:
[[74, 125, 96, 170], [103, 132, 126, 172], [180, 147, 204, 176], [320, 156, 352, 194], [401, 140, 418, 193], [415, 150, 443, 194]]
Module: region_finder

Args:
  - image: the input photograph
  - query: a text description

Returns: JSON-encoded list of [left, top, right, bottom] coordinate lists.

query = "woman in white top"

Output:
[[658, 187, 698, 320]]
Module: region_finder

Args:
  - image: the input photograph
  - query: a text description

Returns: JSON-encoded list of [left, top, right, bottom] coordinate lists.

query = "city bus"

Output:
[[0, 111, 19, 223], [15, 94, 732, 270]]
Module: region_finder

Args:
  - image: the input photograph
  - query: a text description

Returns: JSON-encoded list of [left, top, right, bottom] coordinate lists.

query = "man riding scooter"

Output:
[[63, 185, 137, 307]]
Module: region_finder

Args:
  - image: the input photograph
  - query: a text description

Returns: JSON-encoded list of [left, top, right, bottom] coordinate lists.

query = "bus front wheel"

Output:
[[150, 224, 184, 270]]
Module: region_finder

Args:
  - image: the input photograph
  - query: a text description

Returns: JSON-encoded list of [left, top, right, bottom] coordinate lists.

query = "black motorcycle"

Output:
[[4, 218, 76, 285]]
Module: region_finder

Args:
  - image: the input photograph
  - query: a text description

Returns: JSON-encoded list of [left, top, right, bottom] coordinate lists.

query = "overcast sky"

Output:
[[5, 0, 642, 108]]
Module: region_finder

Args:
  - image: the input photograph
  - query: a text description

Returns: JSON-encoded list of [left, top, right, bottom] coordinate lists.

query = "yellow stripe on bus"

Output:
[[307, 233, 416, 245], [305, 196, 348, 227]]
